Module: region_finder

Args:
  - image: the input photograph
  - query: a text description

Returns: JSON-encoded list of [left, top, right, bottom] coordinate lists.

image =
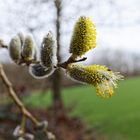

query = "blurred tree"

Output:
[[51, 0, 63, 111]]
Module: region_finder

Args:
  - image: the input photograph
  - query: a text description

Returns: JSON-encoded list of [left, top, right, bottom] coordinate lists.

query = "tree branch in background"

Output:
[[50, 0, 63, 119], [0, 64, 56, 140]]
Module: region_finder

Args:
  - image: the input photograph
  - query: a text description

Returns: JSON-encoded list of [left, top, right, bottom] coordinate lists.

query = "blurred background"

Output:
[[0, 0, 140, 140]]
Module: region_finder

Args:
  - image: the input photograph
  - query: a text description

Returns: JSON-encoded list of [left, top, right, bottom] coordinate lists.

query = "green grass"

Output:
[[25, 77, 140, 140]]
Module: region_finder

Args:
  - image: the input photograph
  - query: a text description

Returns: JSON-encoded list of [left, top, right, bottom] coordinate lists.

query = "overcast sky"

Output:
[[0, 0, 140, 63]]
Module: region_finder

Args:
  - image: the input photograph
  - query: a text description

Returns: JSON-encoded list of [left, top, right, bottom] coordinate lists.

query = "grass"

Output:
[[24, 77, 140, 140]]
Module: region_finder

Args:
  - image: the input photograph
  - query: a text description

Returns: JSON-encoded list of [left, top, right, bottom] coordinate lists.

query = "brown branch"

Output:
[[0, 64, 39, 125], [0, 64, 56, 139], [57, 55, 87, 69]]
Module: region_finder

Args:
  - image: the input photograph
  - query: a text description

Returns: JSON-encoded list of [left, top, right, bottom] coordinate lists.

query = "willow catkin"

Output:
[[9, 36, 22, 63], [22, 35, 35, 61], [17, 32, 24, 46], [0, 39, 7, 48], [40, 32, 57, 68], [69, 16, 96, 58], [29, 64, 54, 79], [66, 64, 123, 98]]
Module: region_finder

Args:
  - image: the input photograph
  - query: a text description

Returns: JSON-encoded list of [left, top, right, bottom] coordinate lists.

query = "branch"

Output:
[[0, 64, 56, 139], [0, 64, 39, 125], [57, 55, 87, 69]]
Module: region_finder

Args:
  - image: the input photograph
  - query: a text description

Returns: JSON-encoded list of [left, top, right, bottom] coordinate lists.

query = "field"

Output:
[[25, 77, 140, 140]]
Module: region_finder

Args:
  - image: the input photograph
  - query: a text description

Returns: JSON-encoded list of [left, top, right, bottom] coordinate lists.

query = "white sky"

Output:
[[0, 0, 140, 62], [60, 0, 140, 55], [98, 26, 140, 52]]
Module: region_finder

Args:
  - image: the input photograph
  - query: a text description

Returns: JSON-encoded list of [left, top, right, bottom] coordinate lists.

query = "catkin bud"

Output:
[[0, 39, 4, 48], [9, 36, 22, 63], [66, 64, 123, 98], [29, 64, 54, 79], [22, 35, 35, 61], [18, 137, 25, 140], [0, 39, 7, 48], [69, 16, 96, 58], [17, 32, 24, 46], [40, 32, 57, 68]]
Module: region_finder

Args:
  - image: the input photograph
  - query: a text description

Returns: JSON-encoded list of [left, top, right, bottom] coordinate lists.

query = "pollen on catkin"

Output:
[[9, 36, 22, 63], [29, 63, 54, 79], [22, 35, 35, 61], [69, 16, 96, 58], [40, 32, 57, 68], [66, 64, 123, 98]]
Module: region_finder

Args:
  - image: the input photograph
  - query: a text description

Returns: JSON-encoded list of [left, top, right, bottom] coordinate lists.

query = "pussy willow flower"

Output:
[[69, 16, 96, 58], [29, 64, 54, 79], [66, 64, 123, 98], [0, 39, 7, 48], [0, 39, 4, 47], [22, 35, 35, 61], [13, 126, 34, 140], [18, 32, 24, 46], [9, 36, 22, 63], [40, 32, 57, 68]]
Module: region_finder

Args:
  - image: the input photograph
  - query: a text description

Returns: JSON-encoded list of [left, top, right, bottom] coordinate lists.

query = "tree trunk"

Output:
[[51, 0, 63, 109]]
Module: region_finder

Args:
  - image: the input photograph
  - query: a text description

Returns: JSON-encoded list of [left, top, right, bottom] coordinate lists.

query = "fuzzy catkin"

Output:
[[17, 32, 24, 46], [22, 35, 35, 61], [40, 32, 57, 68], [29, 63, 54, 79], [9, 36, 21, 63], [66, 64, 123, 98], [69, 16, 96, 58]]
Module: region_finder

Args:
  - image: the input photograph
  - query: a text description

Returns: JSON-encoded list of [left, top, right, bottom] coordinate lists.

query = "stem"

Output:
[[20, 115, 26, 135], [57, 55, 87, 69], [0, 64, 39, 125], [0, 64, 56, 139]]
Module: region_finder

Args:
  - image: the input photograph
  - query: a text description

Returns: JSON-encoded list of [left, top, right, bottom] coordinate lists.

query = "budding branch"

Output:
[[0, 64, 56, 140], [57, 55, 87, 69]]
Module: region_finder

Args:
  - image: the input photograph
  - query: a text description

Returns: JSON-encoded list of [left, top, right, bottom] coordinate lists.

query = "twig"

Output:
[[0, 64, 56, 139], [0, 64, 39, 125], [57, 55, 87, 69]]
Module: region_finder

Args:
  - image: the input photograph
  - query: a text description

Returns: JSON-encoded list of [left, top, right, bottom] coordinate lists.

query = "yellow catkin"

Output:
[[69, 16, 96, 58], [67, 64, 123, 98]]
